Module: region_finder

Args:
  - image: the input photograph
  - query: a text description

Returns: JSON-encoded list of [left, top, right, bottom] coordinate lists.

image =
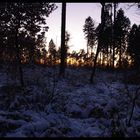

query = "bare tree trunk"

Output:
[[102, 52, 105, 67], [90, 2, 105, 83], [112, 3, 117, 69], [87, 42, 89, 58], [110, 3, 113, 69], [16, 47, 24, 87], [107, 47, 109, 68], [90, 44, 100, 83], [109, 46, 112, 68], [29, 46, 35, 65], [15, 24, 24, 87], [112, 47, 115, 69], [59, 2, 66, 77], [119, 39, 122, 68], [101, 52, 103, 66], [99, 52, 102, 66]]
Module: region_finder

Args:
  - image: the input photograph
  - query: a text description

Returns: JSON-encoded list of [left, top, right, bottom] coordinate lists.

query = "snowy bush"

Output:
[[0, 65, 140, 137]]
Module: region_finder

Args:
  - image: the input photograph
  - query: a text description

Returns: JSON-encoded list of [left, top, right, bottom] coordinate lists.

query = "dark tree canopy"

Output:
[[114, 8, 131, 67], [127, 24, 140, 69], [0, 2, 57, 62], [0, 2, 57, 86]]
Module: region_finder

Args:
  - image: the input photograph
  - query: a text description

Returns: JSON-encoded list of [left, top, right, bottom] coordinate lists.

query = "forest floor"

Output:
[[0, 64, 140, 137]]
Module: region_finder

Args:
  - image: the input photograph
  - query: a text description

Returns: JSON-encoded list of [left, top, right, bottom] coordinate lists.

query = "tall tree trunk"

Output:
[[103, 52, 105, 67], [119, 39, 122, 68], [109, 46, 112, 68], [107, 46, 109, 68], [90, 44, 100, 83], [112, 3, 117, 69], [90, 2, 105, 83], [29, 44, 35, 65], [87, 42, 89, 58], [99, 52, 102, 66], [110, 3, 113, 68], [15, 22, 24, 87], [90, 47, 93, 58], [59, 2, 66, 77], [16, 47, 24, 87]]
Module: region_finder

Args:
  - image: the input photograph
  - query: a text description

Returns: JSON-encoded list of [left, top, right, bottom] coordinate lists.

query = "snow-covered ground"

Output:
[[0, 65, 140, 137]]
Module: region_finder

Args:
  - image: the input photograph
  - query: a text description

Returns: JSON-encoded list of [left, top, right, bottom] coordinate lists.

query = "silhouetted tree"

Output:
[[100, 4, 112, 68], [78, 49, 86, 65], [0, 2, 57, 86], [65, 31, 70, 51], [127, 24, 140, 71], [54, 31, 70, 66], [48, 39, 57, 66], [90, 2, 106, 83], [69, 50, 79, 66], [59, 2, 66, 77], [83, 16, 96, 58], [65, 31, 71, 67], [115, 8, 130, 68], [112, 3, 119, 69], [35, 32, 47, 64]]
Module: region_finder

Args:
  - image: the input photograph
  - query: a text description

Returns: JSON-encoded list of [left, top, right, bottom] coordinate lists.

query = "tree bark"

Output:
[[59, 2, 66, 77]]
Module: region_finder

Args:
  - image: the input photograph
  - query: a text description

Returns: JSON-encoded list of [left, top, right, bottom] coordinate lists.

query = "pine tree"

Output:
[[0, 2, 57, 86], [100, 4, 112, 68], [83, 16, 96, 58], [115, 8, 130, 68], [127, 24, 140, 71], [48, 39, 57, 66]]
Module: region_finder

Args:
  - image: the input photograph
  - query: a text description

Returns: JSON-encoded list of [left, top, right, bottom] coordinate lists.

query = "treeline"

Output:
[[0, 2, 140, 85], [82, 3, 140, 83], [83, 3, 140, 71], [0, 3, 140, 70]]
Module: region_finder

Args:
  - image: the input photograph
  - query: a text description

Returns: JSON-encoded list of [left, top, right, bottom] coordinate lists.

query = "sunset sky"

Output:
[[45, 3, 140, 52]]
